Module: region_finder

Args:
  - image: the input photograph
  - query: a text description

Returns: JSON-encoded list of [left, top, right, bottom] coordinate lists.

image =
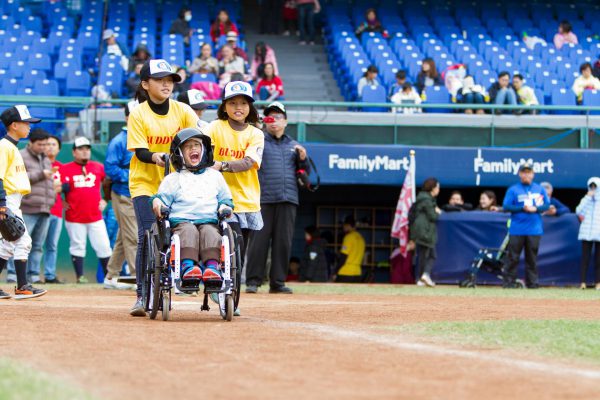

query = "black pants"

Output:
[[504, 235, 541, 287], [259, 0, 283, 34], [580, 241, 600, 283], [335, 275, 362, 283], [245, 203, 296, 288], [133, 196, 156, 298], [416, 244, 436, 280]]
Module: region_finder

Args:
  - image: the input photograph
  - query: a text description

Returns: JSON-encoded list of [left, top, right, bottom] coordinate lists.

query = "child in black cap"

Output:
[[0, 105, 47, 299]]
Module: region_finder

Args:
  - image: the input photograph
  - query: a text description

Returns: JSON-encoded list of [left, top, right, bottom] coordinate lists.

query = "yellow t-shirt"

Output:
[[338, 230, 366, 276], [204, 119, 264, 213], [127, 100, 198, 198], [0, 138, 30, 196]]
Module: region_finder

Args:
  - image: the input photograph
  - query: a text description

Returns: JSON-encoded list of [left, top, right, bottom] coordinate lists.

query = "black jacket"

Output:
[[300, 238, 329, 282], [488, 82, 518, 103], [416, 72, 443, 94]]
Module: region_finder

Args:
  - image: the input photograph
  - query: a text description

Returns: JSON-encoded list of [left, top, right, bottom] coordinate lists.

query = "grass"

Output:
[[286, 282, 600, 301], [0, 358, 95, 400], [386, 319, 600, 364]]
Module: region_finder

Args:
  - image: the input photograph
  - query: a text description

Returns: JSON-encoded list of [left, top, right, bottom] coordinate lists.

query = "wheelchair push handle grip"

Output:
[[160, 206, 170, 218], [162, 154, 170, 177]]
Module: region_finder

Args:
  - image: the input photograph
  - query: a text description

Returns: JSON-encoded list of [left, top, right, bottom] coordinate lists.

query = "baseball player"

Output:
[[177, 89, 210, 130], [61, 137, 112, 283], [0, 105, 47, 299]]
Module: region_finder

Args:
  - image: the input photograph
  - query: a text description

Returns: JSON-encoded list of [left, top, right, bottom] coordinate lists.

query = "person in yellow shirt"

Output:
[[203, 81, 264, 295], [127, 59, 199, 316], [0, 105, 46, 299], [334, 216, 366, 283]]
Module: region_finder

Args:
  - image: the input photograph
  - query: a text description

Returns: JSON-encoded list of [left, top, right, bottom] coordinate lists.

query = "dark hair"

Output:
[[498, 71, 510, 79], [365, 8, 377, 19], [422, 177, 439, 192], [134, 82, 149, 103], [29, 128, 49, 142], [421, 58, 438, 79], [178, 7, 190, 19], [47, 134, 62, 149], [304, 225, 320, 238], [396, 70, 407, 80], [580, 62, 592, 73], [261, 62, 276, 79], [364, 65, 378, 77], [343, 215, 356, 227], [481, 190, 497, 207], [513, 73, 524, 81], [211, 9, 233, 37], [290, 256, 301, 264], [450, 190, 462, 198], [402, 82, 412, 91], [217, 97, 260, 124], [255, 41, 267, 63], [559, 20, 572, 34]]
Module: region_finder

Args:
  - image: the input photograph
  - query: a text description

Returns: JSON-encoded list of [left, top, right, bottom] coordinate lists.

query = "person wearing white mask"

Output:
[[576, 177, 600, 289], [169, 7, 193, 44]]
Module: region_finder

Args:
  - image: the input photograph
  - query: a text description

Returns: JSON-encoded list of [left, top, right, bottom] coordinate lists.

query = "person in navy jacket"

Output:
[[540, 181, 570, 216], [502, 163, 550, 288], [102, 101, 139, 290]]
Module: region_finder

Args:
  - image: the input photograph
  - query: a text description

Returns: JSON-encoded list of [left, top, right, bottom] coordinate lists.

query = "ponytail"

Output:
[[135, 82, 149, 104]]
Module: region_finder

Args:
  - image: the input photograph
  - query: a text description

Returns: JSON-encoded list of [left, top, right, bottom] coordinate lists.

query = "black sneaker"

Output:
[[0, 288, 11, 299], [130, 297, 146, 317], [44, 277, 65, 284], [269, 286, 293, 294], [15, 284, 47, 300], [245, 284, 258, 294]]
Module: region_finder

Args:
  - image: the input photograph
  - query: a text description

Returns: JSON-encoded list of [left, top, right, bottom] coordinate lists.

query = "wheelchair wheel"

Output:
[[226, 226, 242, 311], [141, 230, 154, 313], [225, 295, 233, 321], [162, 290, 170, 321], [149, 262, 161, 320]]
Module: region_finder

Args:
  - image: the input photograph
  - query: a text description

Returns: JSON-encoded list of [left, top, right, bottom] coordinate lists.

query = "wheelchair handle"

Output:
[[160, 206, 170, 218], [163, 154, 170, 177]]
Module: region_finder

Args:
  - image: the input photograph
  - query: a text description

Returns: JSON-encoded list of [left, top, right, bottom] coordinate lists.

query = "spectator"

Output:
[[169, 7, 193, 44], [333, 215, 365, 283], [103, 102, 139, 290], [477, 190, 500, 211], [282, 0, 298, 36], [101, 29, 130, 71], [217, 31, 249, 62], [512, 74, 539, 114], [297, 0, 320, 45], [19, 129, 56, 284], [576, 177, 600, 289], [218, 44, 246, 86], [502, 163, 550, 288], [43, 135, 64, 284], [416, 58, 443, 94], [593, 58, 600, 79], [260, 0, 283, 34], [540, 182, 570, 216], [355, 8, 388, 38], [177, 89, 210, 130], [245, 102, 307, 294], [391, 82, 422, 114], [210, 9, 239, 43], [256, 63, 285, 101], [488, 71, 518, 114], [129, 44, 151, 71], [299, 225, 329, 282], [287, 257, 300, 282], [189, 43, 219, 75], [357, 65, 379, 98], [572, 62, 600, 103], [250, 41, 279, 81], [442, 190, 473, 212], [173, 67, 190, 97], [388, 70, 408, 99], [456, 75, 487, 114], [60, 137, 112, 284], [410, 177, 441, 287], [125, 62, 143, 98], [553, 20, 578, 50]]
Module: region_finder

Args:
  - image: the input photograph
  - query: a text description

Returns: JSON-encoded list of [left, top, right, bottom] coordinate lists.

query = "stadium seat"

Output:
[[34, 79, 60, 96], [191, 73, 217, 83], [66, 71, 92, 97], [360, 85, 387, 112], [28, 53, 52, 72], [582, 90, 600, 115], [22, 69, 47, 88], [550, 88, 577, 115], [423, 86, 452, 113]]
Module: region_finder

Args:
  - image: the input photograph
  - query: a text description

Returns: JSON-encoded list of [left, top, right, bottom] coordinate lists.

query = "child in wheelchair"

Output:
[[151, 128, 233, 287]]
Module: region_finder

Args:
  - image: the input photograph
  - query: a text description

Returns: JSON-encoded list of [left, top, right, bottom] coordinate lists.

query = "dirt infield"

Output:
[[3, 285, 600, 400]]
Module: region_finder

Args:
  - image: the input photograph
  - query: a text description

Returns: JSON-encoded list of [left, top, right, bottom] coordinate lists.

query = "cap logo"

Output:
[[230, 83, 247, 93], [150, 59, 173, 75], [15, 105, 31, 120]]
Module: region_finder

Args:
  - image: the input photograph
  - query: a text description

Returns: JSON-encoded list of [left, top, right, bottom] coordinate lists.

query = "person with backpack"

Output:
[[409, 177, 441, 287]]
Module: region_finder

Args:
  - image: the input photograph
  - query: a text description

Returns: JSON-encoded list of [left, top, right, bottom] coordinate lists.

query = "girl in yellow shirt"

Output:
[[204, 81, 265, 274], [127, 59, 198, 316]]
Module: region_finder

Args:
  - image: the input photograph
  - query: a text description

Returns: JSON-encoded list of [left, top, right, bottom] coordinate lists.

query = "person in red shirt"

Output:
[[43, 135, 65, 283], [210, 9, 239, 43], [60, 137, 112, 283], [256, 63, 285, 101]]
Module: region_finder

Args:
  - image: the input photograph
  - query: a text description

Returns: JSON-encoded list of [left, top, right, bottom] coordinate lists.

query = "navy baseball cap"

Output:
[[518, 163, 533, 172], [1, 105, 42, 127]]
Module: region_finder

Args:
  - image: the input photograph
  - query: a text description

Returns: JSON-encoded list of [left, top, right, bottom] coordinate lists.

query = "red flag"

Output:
[[391, 151, 416, 257]]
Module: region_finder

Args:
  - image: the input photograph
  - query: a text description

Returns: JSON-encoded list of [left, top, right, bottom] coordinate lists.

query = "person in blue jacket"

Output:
[[502, 163, 550, 288], [540, 182, 570, 216], [102, 100, 139, 290]]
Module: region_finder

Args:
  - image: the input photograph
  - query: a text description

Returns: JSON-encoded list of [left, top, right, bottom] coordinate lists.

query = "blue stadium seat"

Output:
[[191, 73, 217, 83], [34, 79, 60, 96], [9, 60, 26, 78], [28, 53, 52, 72], [54, 61, 78, 91], [22, 70, 47, 88], [0, 78, 19, 95], [423, 86, 451, 113], [360, 85, 387, 112], [30, 38, 55, 58], [582, 90, 600, 115], [551, 88, 577, 114], [66, 71, 92, 97], [99, 69, 124, 97]]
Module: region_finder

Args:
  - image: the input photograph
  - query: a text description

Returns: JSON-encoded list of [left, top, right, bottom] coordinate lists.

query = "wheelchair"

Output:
[[140, 208, 242, 321]]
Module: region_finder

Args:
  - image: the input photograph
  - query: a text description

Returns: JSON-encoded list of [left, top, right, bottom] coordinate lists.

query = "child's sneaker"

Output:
[[0, 288, 11, 299], [182, 265, 202, 281], [15, 284, 46, 300], [202, 266, 222, 283]]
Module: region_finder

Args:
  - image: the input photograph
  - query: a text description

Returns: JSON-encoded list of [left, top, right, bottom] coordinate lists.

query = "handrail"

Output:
[[1, 95, 600, 112]]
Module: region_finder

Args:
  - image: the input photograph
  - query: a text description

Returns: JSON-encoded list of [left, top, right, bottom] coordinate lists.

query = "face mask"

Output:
[[185, 13, 192, 21]]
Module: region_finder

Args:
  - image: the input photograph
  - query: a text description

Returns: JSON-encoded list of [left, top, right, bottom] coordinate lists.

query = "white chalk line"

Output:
[[247, 317, 600, 381]]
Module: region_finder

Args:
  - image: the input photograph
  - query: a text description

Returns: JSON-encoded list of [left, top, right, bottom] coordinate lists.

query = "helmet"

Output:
[[170, 128, 213, 172]]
